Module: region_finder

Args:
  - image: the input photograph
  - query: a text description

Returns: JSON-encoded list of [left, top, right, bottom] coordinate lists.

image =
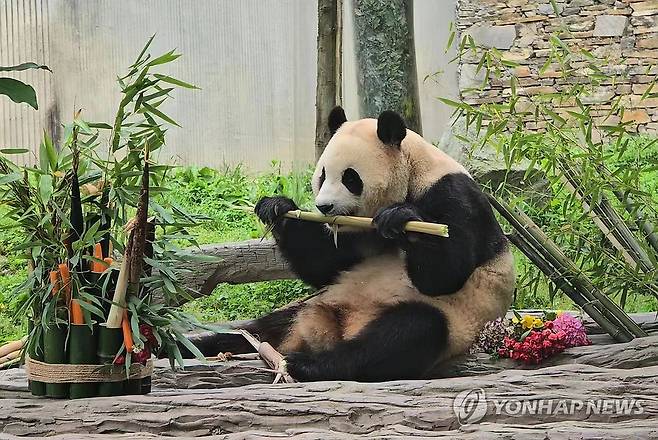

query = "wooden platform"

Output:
[[1, 315, 657, 439]]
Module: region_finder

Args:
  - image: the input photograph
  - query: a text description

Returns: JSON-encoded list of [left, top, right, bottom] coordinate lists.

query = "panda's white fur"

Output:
[[313, 118, 468, 219], [192, 107, 517, 382]]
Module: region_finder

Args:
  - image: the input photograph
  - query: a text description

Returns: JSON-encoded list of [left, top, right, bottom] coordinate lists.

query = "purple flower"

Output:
[[552, 312, 591, 348]]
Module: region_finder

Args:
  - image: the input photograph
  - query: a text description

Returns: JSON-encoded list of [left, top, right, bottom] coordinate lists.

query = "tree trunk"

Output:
[[315, 0, 340, 160], [352, 0, 422, 134]]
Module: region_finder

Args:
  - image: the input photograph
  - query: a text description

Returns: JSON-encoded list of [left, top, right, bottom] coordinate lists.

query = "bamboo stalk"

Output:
[[250, 209, 449, 237], [489, 195, 646, 339], [613, 189, 658, 258], [259, 342, 295, 384], [594, 163, 658, 257], [238, 329, 295, 383], [563, 164, 654, 273], [284, 210, 449, 237], [508, 233, 630, 342], [489, 196, 634, 342]]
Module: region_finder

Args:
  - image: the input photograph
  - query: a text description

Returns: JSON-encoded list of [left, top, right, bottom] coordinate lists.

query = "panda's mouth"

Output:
[[326, 207, 356, 217]]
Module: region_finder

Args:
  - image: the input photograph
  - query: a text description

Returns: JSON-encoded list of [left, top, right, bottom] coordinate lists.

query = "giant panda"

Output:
[[195, 107, 515, 382]]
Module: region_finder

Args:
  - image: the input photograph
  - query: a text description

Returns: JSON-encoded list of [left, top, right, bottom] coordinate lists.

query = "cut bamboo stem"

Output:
[[284, 210, 448, 237], [614, 189, 658, 258], [0, 337, 26, 358], [594, 163, 658, 257], [562, 164, 654, 273], [253, 208, 449, 237], [504, 212, 634, 343], [107, 255, 130, 328], [259, 342, 295, 384], [238, 329, 295, 383], [490, 195, 635, 341]]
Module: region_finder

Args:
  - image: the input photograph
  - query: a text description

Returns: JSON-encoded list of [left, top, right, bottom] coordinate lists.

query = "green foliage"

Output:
[[185, 280, 311, 323], [0, 62, 51, 109], [443, 30, 658, 311], [0, 161, 315, 343], [0, 38, 217, 366]]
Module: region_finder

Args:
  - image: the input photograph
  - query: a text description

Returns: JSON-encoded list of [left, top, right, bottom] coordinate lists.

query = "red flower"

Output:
[[114, 355, 125, 365], [133, 346, 152, 365], [139, 324, 158, 348]]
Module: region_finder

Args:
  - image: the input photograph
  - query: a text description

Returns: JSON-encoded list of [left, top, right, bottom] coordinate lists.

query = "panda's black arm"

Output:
[[274, 219, 365, 288], [255, 196, 364, 288], [376, 173, 507, 296]]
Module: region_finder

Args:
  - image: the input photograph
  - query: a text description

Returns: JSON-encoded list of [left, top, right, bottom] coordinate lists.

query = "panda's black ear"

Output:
[[328, 106, 347, 135], [377, 111, 406, 148]]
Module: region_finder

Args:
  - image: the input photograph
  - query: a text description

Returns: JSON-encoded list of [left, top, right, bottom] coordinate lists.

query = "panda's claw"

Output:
[[255, 196, 298, 226], [372, 203, 422, 240]]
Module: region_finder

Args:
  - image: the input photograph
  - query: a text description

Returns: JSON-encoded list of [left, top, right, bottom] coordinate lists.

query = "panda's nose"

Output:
[[316, 204, 334, 215]]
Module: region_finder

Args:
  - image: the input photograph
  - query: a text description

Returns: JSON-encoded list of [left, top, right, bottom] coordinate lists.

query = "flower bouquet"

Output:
[[471, 311, 592, 365]]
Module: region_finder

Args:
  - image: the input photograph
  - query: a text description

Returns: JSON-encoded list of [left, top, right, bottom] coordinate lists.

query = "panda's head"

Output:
[[312, 107, 410, 218]]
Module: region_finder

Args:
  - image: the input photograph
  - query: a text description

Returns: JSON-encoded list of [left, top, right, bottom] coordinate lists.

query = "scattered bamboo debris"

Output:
[[238, 329, 295, 384]]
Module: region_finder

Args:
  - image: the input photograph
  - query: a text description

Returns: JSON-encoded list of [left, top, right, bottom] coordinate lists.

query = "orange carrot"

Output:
[[103, 257, 114, 271], [49, 270, 60, 297], [92, 243, 104, 273], [71, 299, 85, 325], [122, 311, 134, 353], [58, 263, 72, 306]]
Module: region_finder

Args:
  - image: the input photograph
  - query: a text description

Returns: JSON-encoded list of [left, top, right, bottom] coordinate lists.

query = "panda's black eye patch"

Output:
[[342, 167, 363, 195], [319, 167, 326, 188]]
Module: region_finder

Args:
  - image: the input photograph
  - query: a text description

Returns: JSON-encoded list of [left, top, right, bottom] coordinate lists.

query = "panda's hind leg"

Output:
[[286, 301, 449, 382]]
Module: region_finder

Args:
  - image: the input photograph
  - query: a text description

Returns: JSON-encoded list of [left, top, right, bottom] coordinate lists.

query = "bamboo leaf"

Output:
[[140, 102, 180, 127], [153, 74, 199, 89], [0, 78, 38, 109], [0, 173, 22, 186]]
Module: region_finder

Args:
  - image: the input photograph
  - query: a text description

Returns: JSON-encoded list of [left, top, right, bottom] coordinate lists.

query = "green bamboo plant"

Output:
[[0, 37, 211, 367], [440, 29, 657, 338]]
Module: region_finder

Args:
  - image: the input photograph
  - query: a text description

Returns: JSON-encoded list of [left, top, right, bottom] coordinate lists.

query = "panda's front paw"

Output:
[[285, 351, 325, 382], [373, 203, 422, 240], [254, 196, 298, 226]]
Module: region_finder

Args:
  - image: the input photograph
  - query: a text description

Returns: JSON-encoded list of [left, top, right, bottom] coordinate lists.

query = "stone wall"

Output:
[[456, 0, 658, 133]]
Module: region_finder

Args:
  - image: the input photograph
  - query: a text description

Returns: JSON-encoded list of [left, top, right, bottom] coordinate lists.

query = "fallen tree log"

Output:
[[167, 239, 293, 305], [3, 334, 658, 397], [0, 422, 654, 439], [443, 332, 658, 377], [0, 364, 656, 438]]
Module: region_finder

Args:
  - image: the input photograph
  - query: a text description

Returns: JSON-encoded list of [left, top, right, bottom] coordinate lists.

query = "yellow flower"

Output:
[[532, 318, 544, 329], [556, 310, 564, 316], [521, 315, 535, 329]]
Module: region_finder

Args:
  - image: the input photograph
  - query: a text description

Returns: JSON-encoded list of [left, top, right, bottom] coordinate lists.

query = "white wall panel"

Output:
[[0, 0, 456, 171]]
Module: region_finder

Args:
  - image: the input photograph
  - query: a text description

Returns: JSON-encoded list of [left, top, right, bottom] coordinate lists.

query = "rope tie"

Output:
[[25, 356, 153, 383]]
